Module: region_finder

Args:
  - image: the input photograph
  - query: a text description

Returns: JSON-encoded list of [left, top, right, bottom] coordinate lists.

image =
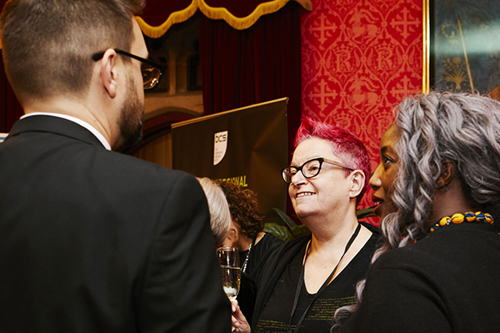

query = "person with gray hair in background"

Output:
[[0, 0, 231, 332], [197, 177, 232, 247], [338, 91, 500, 333]]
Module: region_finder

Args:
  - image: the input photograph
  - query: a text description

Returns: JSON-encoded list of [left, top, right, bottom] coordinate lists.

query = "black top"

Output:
[[253, 223, 381, 332], [238, 233, 284, 323], [339, 223, 500, 333], [240, 233, 285, 279]]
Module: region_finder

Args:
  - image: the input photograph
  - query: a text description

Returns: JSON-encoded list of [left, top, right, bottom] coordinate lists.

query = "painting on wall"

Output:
[[427, 0, 500, 97]]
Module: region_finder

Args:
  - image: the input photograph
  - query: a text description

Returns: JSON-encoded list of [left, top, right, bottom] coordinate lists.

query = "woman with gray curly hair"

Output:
[[338, 91, 500, 333]]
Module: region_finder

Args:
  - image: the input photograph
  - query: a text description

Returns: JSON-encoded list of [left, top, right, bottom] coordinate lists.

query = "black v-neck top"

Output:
[[253, 224, 381, 333]]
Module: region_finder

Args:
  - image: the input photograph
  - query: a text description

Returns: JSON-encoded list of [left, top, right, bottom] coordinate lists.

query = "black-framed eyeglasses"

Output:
[[92, 49, 164, 90], [281, 157, 354, 184]]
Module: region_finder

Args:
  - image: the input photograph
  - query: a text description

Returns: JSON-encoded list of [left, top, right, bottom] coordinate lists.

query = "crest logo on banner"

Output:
[[172, 97, 288, 219], [214, 131, 228, 165]]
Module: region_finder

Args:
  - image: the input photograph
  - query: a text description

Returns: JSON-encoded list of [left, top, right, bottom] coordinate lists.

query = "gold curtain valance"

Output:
[[137, 0, 312, 39], [0, 0, 311, 48]]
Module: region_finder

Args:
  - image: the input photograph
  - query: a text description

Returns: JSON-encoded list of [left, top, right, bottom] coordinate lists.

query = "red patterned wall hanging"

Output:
[[301, 0, 423, 223]]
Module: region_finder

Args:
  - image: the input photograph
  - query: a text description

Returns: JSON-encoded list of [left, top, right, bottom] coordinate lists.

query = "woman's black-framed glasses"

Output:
[[281, 157, 354, 184], [92, 49, 164, 90]]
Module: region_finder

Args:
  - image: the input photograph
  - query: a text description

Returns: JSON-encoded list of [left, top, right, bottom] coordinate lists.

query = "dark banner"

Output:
[[172, 98, 288, 217]]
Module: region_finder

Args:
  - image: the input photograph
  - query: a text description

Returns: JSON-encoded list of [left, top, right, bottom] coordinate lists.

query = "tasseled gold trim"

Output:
[[294, 0, 312, 11], [138, 0, 312, 38], [198, 0, 309, 31], [0, 0, 312, 47], [136, 0, 199, 39]]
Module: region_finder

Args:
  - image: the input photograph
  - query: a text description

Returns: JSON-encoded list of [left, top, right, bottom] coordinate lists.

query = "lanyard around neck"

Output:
[[242, 240, 254, 273], [287, 223, 361, 333]]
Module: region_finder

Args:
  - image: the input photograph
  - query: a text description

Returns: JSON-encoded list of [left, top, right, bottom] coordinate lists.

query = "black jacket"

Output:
[[0, 115, 231, 332]]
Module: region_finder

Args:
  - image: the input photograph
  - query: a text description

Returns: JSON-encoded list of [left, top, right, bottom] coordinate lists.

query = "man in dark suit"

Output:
[[0, 0, 231, 332]]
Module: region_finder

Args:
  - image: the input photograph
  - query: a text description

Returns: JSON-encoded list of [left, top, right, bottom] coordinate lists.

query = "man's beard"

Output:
[[117, 73, 144, 149]]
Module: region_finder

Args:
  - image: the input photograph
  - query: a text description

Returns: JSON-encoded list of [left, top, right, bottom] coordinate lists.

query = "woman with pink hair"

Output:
[[232, 117, 381, 333]]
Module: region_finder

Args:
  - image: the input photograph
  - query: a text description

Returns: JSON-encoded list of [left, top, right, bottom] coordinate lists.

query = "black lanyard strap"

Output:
[[287, 223, 361, 333], [242, 240, 254, 273]]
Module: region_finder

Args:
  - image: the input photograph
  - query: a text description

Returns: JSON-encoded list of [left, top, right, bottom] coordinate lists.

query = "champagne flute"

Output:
[[217, 246, 241, 302]]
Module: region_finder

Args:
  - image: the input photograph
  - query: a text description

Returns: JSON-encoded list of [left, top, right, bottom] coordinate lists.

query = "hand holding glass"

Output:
[[217, 247, 241, 302]]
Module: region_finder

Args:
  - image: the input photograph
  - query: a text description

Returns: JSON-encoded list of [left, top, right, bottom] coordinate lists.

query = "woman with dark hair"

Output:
[[217, 181, 284, 324], [338, 92, 500, 332], [217, 181, 284, 281], [232, 117, 381, 333]]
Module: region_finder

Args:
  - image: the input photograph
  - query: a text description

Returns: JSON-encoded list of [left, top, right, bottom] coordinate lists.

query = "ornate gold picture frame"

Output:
[[423, 0, 500, 97]]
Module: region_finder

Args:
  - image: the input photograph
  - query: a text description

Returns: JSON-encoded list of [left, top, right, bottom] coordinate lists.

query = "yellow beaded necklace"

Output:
[[429, 211, 494, 233]]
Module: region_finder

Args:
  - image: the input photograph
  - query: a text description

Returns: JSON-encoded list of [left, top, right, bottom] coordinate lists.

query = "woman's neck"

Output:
[[428, 177, 479, 225], [304, 221, 372, 294], [305, 205, 359, 247], [237, 236, 252, 252], [239, 231, 266, 251], [309, 218, 359, 255]]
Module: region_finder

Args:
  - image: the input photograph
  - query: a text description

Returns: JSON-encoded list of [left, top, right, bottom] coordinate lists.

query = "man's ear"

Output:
[[349, 170, 365, 199], [99, 49, 119, 99], [436, 160, 455, 189]]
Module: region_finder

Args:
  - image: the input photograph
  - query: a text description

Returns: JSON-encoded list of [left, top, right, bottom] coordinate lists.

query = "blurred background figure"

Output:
[[217, 181, 284, 324], [231, 117, 381, 333], [217, 181, 284, 281], [197, 177, 232, 247], [339, 92, 500, 332]]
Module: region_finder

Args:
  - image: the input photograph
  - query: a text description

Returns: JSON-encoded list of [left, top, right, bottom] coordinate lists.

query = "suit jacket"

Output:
[[0, 115, 231, 332]]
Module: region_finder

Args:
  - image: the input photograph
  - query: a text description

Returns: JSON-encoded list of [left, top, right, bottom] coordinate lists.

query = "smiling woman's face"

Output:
[[369, 124, 400, 220], [288, 137, 353, 222]]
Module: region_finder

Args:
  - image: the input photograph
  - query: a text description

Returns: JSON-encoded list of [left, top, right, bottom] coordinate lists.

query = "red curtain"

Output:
[[139, 0, 310, 31], [140, 0, 194, 26], [0, 50, 23, 133], [199, 1, 302, 162], [0, 0, 304, 137]]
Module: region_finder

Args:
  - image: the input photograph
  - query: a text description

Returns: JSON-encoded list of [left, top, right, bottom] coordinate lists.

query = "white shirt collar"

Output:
[[21, 112, 112, 150]]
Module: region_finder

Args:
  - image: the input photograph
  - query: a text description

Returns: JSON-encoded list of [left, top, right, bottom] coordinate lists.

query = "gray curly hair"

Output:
[[332, 91, 500, 330], [381, 91, 500, 250]]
